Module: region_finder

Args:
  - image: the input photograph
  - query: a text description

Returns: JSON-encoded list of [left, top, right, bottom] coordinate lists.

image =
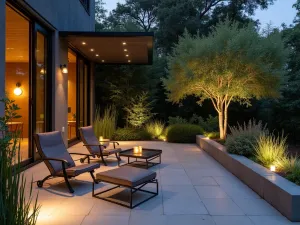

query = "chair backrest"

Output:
[[79, 126, 101, 155], [34, 131, 75, 175]]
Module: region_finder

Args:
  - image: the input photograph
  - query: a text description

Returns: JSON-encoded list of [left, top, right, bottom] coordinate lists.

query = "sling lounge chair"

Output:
[[34, 131, 100, 193], [79, 126, 122, 166]]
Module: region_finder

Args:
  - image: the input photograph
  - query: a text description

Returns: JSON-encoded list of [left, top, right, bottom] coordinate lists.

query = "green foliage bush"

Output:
[[124, 92, 154, 128], [145, 121, 165, 138], [112, 128, 152, 141], [190, 114, 219, 132], [226, 120, 266, 157], [254, 133, 287, 168], [93, 105, 117, 139], [0, 97, 40, 225], [166, 124, 204, 143], [168, 116, 187, 125]]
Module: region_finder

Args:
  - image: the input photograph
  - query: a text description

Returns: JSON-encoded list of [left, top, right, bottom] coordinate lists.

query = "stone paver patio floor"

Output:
[[24, 141, 300, 225]]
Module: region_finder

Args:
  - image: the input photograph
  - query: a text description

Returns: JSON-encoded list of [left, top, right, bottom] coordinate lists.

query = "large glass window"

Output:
[[5, 5, 30, 161]]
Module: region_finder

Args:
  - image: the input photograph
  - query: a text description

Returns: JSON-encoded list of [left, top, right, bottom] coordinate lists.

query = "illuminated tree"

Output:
[[163, 20, 288, 139]]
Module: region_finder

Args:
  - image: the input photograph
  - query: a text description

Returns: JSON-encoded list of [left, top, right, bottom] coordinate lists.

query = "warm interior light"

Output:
[[122, 42, 127, 45], [90, 48, 94, 52], [96, 54, 99, 57], [40, 67, 45, 75], [82, 42, 86, 45], [99, 136, 103, 142], [60, 64, 68, 74], [126, 54, 129, 57], [270, 165, 276, 172], [102, 60, 105, 63], [128, 60, 131, 63], [124, 49, 128, 52], [14, 83, 23, 96]]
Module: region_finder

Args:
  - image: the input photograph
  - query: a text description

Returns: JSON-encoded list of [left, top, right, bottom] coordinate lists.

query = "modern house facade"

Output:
[[1, 0, 153, 167]]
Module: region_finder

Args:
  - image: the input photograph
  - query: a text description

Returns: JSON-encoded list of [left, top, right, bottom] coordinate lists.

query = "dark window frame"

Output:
[[79, 0, 90, 15]]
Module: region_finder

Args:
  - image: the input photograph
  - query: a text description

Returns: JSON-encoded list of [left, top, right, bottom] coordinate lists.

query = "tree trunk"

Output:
[[218, 111, 225, 140], [223, 106, 228, 140]]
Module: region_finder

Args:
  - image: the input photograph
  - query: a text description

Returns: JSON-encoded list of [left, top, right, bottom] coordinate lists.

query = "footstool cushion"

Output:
[[96, 166, 156, 187]]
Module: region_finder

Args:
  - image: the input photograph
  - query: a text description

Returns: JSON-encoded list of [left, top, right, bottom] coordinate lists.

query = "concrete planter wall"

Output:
[[196, 135, 300, 222]]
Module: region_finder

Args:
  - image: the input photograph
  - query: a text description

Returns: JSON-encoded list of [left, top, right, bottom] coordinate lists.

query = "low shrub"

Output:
[[166, 124, 204, 143], [190, 114, 219, 132], [168, 116, 187, 125], [286, 167, 300, 185], [226, 120, 266, 157], [112, 128, 152, 141], [254, 133, 287, 168], [145, 121, 165, 138], [204, 131, 220, 139]]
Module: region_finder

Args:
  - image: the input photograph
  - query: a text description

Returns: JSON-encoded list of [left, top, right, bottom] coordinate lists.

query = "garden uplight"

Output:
[[270, 165, 276, 172]]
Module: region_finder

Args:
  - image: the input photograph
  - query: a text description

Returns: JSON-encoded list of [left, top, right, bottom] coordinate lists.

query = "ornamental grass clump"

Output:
[[0, 96, 40, 225], [93, 105, 117, 139], [226, 120, 266, 157], [254, 133, 287, 168], [275, 155, 300, 174], [145, 121, 165, 139]]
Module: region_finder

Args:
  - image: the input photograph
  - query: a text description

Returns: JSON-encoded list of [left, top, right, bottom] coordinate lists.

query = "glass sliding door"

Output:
[[5, 5, 30, 162], [78, 59, 89, 131], [68, 49, 77, 140], [32, 25, 51, 160], [68, 54, 90, 144]]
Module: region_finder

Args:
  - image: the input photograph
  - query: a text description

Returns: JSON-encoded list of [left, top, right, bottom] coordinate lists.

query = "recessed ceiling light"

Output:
[[124, 49, 128, 52], [102, 60, 105, 63], [82, 42, 86, 45], [96, 54, 99, 57], [126, 54, 129, 57], [128, 60, 131, 63], [122, 42, 127, 45], [90, 48, 94, 52]]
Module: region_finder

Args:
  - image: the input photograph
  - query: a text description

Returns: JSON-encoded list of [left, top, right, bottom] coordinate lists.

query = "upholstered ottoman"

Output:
[[92, 166, 158, 208]]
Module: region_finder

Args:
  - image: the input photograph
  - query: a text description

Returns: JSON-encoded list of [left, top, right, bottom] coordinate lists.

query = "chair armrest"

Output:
[[69, 152, 94, 156]]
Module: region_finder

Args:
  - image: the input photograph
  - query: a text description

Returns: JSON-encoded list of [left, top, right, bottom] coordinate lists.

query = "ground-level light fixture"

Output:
[[128, 60, 131, 63], [270, 165, 276, 172], [14, 82, 23, 96], [60, 64, 68, 74], [101, 60, 105, 63]]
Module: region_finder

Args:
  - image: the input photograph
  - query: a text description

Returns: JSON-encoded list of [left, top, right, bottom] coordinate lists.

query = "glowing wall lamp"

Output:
[[14, 82, 23, 96], [60, 64, 68, 74]]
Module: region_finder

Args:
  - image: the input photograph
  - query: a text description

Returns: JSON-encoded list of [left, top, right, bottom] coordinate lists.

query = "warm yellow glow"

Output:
[[62, 67, 68, 74], [40, 68, 45, 74], [133, 146, 139, 154], [14, 87, 22, 96], [163, 138, 166, 142], [122, 42, 127, 45], [82, 42, 86, 45], [90, 48, 94, 52], [99, 136, 103, 141], [270, 165, 276, 172], [96, 54, 99, 57], [102, 60, 105, 63], [126, 54, 129, 57], [128, 60, 131, 63], [124, 49, 128, 52], [138, 146, 143, 153]]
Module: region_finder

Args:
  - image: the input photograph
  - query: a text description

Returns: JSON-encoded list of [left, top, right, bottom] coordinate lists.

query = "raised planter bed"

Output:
[[196, 135, 300, 222]]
